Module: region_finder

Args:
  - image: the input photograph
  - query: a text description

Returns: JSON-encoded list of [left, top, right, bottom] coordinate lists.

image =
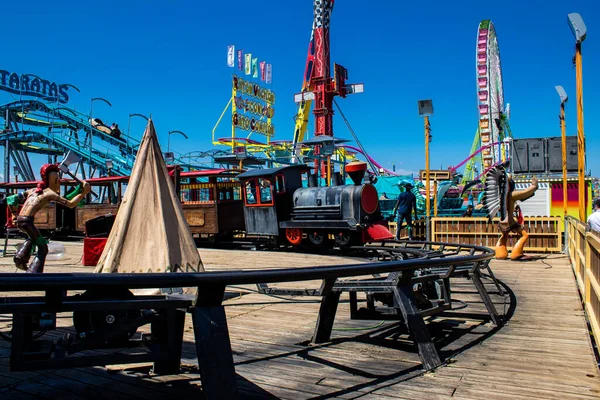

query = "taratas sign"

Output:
[[0, 70, 72, 104], [232, 75, 275, 138]]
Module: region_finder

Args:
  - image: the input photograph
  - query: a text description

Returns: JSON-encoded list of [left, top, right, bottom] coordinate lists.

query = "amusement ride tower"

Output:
[[292, 0, 364, 184]]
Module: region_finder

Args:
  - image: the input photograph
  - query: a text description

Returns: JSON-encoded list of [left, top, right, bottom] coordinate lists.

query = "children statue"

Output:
[[482, 162, 538, 260], [7, 164, 90, 273]]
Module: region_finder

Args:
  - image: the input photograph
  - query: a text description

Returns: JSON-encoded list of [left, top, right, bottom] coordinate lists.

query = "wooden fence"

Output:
[[390, 216, 562, 253], [566, 217, 600, 344]]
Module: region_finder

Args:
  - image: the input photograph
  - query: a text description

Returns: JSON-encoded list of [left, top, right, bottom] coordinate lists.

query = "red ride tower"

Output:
[[294, 0, 364, 184], [312, 0, 335, 137]]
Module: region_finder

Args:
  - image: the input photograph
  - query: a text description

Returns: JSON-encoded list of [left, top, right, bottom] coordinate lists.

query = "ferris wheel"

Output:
[[476, 20, 508, 171]]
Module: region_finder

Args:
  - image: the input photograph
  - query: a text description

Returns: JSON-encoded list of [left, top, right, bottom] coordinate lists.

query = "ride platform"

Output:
[[0, 243, 598, 399]]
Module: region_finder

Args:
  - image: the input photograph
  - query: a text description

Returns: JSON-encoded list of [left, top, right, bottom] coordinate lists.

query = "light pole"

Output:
[[89, 97, 112, 177], [127, 113, 149, 137], [567, 13, 587, 221], [418, 99, 434, 241], [127, 113, 149, 158], [168, 130, 188, 154], [555, 85, 569, 219]]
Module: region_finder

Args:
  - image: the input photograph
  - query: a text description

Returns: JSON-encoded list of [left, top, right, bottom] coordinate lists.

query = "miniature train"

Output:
[[237, 162, 393, 246], [0, 161, 393, 247]]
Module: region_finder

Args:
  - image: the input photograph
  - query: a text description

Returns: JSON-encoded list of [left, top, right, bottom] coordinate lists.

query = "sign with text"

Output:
[[232, 75, 275, 139], [0, 70, 72, 104]]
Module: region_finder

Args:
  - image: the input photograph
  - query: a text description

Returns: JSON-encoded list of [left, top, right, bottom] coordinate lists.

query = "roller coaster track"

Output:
[[0, 100, 140, 176]]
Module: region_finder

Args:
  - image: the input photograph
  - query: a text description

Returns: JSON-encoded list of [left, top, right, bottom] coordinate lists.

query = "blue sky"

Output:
[[0, 0, 598, 178]]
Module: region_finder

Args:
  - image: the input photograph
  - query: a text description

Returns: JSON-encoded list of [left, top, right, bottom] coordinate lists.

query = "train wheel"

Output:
[[334, 232, 353, 247], [308, 231, 325, 246], [285, 228, 303, 246]]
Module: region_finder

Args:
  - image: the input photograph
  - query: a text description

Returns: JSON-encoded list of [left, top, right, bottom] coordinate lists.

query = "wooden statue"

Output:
[[483, 162, 538, 260], [7, 164, 90, 273]]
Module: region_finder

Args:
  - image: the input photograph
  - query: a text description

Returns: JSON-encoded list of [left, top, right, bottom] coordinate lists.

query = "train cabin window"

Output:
[[259, 178, 273, 204], [245, 180, 257, 205], [244, 178, 273, 206], [275, 174, 285, 194]]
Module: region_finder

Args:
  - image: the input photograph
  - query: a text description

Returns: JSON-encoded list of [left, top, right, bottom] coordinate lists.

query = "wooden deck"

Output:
[[0, 242, 599, 399]]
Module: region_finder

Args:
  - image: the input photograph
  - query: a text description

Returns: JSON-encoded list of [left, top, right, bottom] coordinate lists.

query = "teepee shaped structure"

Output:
[[95, 119, 203, 274]]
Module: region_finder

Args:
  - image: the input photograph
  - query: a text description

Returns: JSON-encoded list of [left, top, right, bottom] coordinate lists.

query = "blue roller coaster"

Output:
[[0, 99, 140, 179]]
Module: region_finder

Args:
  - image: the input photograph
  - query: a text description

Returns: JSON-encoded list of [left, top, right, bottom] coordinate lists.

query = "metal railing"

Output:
[[566, 216, 600, 343]]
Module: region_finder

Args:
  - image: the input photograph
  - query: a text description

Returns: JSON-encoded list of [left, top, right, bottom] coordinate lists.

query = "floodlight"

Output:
[[555, 85, 568, 104], [567, 13, 587, 43], [417, 99, 434, 117]]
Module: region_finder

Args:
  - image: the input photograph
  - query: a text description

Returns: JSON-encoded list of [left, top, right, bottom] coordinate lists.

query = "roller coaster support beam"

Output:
[[567, 13, 587, 221]]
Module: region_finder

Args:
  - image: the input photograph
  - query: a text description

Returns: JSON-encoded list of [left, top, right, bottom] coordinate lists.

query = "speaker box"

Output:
[[546, 136, 579, 173], [566, 136, 579, 172], [85, 214, 116, 238], [547, 137, 563, 172], [527, 138, 546, 172], [512, 139, 528, 173]]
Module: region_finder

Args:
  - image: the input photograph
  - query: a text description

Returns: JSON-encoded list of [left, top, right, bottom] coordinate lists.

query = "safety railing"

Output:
[[566, 216, 600, 343], [432, 216, 562, 252], [390, 216, 562, 253]]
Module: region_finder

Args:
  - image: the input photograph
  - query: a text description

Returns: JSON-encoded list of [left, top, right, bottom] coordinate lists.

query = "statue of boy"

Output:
[[7, 164, 90, 273]]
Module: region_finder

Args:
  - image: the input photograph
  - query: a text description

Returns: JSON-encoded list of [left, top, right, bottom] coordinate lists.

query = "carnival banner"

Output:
[[252, 58, 258, 78], [260, 61, 266, 82], [266, 64, 272, 84], [231, 75, 275, 139], [237, 49, 243, 70], [244, 53, 251, 75], [227, 45, 235, 67]]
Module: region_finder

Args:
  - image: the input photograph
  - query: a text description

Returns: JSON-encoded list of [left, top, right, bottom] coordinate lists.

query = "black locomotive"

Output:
[[237, 161, 393, 246]]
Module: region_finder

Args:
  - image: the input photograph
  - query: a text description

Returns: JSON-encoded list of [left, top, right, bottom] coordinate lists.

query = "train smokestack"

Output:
[[346, 161, 367, 185]]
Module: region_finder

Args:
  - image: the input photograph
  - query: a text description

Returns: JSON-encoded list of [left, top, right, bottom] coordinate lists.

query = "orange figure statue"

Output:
[[483, 162, 538, 260]]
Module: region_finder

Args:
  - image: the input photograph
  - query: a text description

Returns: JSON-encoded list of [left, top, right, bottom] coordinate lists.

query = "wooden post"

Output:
[[424, 116, 431, 241], [575, 43, 586, 221], [561, 103, 568, 218]]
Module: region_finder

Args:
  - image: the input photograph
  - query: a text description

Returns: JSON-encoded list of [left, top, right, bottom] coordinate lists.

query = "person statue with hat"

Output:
[[6, 164, 90, 273], [393, 182, 418, 240]]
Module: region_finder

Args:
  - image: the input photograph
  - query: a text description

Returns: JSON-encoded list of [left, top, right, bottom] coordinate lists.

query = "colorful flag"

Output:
[[237, 49, 243, 70], [260, 61, 266, 82], [227, 45, 235, 67], [266, 64, 272, 84], [252, 58, 258, 78], [244, 53, 251, 75]]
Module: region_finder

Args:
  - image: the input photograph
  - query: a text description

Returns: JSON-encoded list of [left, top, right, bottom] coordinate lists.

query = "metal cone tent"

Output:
[[95, 119, 203, 274]]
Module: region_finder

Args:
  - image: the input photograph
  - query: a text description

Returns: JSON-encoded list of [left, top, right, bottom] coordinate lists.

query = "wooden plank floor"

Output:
[[0, 242, 599, 399]]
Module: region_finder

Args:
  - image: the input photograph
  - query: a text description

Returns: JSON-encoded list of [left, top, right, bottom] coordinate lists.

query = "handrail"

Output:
[[565, 216, 600, 346], [0, 244, 494, 292]]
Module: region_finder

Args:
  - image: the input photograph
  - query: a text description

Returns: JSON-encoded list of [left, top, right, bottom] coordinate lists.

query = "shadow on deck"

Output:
[[1, 253, 599, 399]]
